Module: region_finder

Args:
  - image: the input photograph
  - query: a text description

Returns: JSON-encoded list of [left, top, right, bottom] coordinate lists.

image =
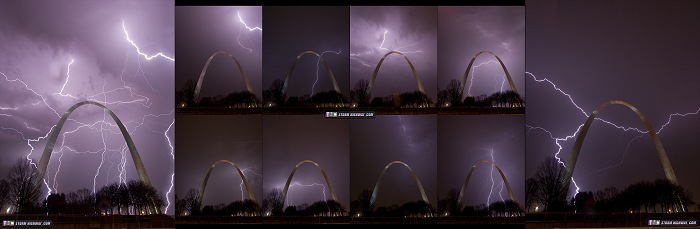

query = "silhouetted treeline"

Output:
[[175, 79, 261, 108], [175, 187, 346, 217], [437, 79, 524, 108], [0, 157, 164, 215], [526, 156, 696, 213]]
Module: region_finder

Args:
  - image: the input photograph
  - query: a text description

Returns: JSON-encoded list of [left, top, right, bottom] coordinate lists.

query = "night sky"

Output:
[[0, 0, 174, 213], [350, 6, 438, 100], [174, 115, 263, 207], [526, 0, 700, 207], [263, 115, 350, 209], [175, 6, 262, 99], [350, 115, 437, 208], [438, 115, 525, 208], [438, 6, 525, 98], [263, 6, 350, 99]]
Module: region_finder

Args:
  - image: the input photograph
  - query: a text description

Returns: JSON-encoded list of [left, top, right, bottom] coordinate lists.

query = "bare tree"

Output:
[[262, 188, 284, 216], [0, 179, 9, 207], [525, 177, 538, 212], [534, 156, 568, 212], [8, 158, 41, 213], [437, 188, 462, 216], [350, 79, 371, 106]]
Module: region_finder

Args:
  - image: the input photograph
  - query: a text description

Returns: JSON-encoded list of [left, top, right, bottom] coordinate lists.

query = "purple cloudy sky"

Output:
[[526, 0, 700, 207], [0, 0, 175, 214], [438, 6, 525, 98], [175, 6, 262, 98], [350, 6, 438, 99]]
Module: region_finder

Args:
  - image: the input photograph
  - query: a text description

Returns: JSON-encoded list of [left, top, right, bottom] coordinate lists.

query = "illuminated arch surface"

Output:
[[281, 160, 338, 206], [193, 51, 254, 101], [458, 160, 517, 205], [37, 100, 159, 213], [562, 100, 678, 197], [460, 50, 520, 97], [197, 160, 257, 209], [366, 51, 425, 97], [282, 51, 340, 95], [369, 160, 429, 208]]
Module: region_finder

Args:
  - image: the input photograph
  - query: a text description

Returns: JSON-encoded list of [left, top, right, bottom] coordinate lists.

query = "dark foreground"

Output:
[[0, 214, 174, 228]]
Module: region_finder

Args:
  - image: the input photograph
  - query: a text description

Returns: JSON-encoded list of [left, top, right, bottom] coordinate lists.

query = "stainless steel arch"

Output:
[[562, 100, 678, 198], [458, 160, 517, 206], [281, 160, 338, 206], [197, 160, 257, 209], [37, 101, 158, 213], [369, 160, 429, 208], [366, 51, 425, 97], [282, 51, 341, 95], [193, 51, 254, 101], [460, 50, 519, 97]]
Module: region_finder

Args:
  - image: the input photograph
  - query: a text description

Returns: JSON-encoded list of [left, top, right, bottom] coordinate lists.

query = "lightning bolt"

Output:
[[312, 50, 341, 95], [236, 11, 262, 54], [526, 71, 700, 196], [238, 167, 263, 201], [1, 18, 175, 215], [350, 29, 423, 68], [286, 182, 328, 206], [122, 20, 174, 62]]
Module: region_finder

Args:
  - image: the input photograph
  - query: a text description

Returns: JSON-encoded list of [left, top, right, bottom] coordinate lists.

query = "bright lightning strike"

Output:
[[287, 182, 327, 206], [122, 20, 174, 61], [312, 50, 341, 95], [236, 11, 262, 54], [527, 71, 700, 197]]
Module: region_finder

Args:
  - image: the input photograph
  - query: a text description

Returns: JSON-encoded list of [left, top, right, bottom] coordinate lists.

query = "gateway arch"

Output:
[[369, 160, 429, 208], [562, 100, 678, 199], [37, 100, 159, 214], [193, 51, 254, 101], [366, 51, 425, 97], [458, 160, 517, 205], [280, 160, 338, 206], [460, 50, 520, 97], [282, 51, 341, 95], [197, 160, 258, 210]]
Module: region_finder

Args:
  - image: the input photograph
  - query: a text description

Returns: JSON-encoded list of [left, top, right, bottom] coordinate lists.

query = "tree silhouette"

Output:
[[437, 188, 462, 216], [263, 79, 286, 106], [262, 188, 284, 216], [7, 158, 41, 213], [350, 79, 371, 106], [533, 156, 567, 212], [525, 177, 538, 212]]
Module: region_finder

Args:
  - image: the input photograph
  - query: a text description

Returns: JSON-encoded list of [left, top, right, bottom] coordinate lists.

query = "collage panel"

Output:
[[437, 5, 525, 115], [525, 0, 700, 227], [262, 115, 350, 217], [175, 5, 263, 114], [349, 115, 438, 220], [0, 0, 175, 226], [437, 115, 525, 218], [349, 6, 438, 114], [262, 6, 350, 114]]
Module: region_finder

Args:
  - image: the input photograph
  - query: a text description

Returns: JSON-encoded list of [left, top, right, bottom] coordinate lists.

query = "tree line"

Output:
[[175, 79, 260, 108], [525, 156, 696, 213], [0, 158, 164, 215], [437, 79, 523, 108], [175, 188, 347, 217]]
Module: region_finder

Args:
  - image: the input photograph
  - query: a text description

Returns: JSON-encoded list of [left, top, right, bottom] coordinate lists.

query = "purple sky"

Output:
[[350, 115, 437, 208], [175, 6, 262, 98], [438, 115, 525, 208], [263, 115, 350, 209], [0, 0, 175, 214], [263, 6, 350, 98], [174, 115, 263, 207], [350, 6, 438, 99], [526, 0, 700, 207], [438, 6, 525, 98]]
